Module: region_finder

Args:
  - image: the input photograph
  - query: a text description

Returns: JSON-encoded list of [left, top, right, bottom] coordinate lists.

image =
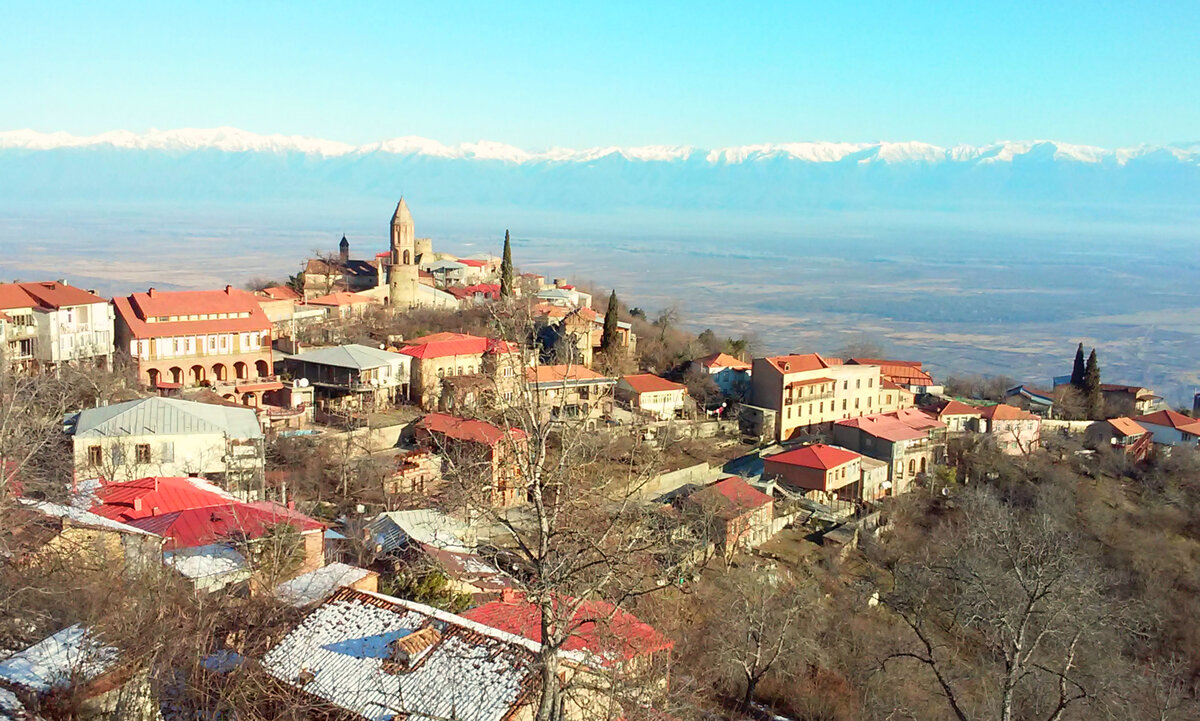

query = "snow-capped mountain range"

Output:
[[2, 126, 1197, 166], [3, 126, 1198, 214]]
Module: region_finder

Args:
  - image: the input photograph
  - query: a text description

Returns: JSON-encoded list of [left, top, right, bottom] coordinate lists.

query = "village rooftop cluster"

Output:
[[2, 200, 1198, 721]]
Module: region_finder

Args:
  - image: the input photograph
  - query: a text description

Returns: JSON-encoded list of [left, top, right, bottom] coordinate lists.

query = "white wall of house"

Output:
[[34, 301, 115, 367], [73, 431, 262, 484]]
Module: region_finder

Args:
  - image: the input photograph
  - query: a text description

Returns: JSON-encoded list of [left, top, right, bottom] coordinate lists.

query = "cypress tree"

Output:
[[1084, 348, 1104, 418], [600, 291, 620, 353], [499, 229, 514, 298], [1070, 342, 1086, 389]]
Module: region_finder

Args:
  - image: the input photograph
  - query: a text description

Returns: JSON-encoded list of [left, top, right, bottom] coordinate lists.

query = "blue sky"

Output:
[[3, 1, 1197, 149]]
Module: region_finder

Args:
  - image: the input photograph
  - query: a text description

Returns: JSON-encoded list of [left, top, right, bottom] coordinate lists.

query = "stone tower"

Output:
[[388, 198, 420, 308], [338, 234, 350, 264]]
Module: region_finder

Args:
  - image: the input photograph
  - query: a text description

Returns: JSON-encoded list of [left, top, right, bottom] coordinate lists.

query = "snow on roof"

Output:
[[0, 625, 119, 693], [275, 563, 374, 607], [261, 588, 542, 721], [18, 499, 161, 538], [69, 396, 262, 440], [371, 509, 475, 554], [163, 544, 248, 579]]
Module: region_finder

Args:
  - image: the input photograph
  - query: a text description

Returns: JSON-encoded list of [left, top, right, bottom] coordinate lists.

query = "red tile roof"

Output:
[[446, 283, 501, 300], [397, 332, 514, 359], [0, 281, 106, 311], [763, 353, 833, 374], [933, 399, 982, 417], [765, 444, 860, 470], [847, 358, 934, 386], [977, 404, 1040, 421], [1106, 417, 1148, 437], [461, 592, 673, 665], [620, 374, 686, 394], [114, 287, 272, 339], [526, 365, 609, 384], [258, 286, 302, 301], [687, 476, 773, 517], [837, 409, 945, 442], [696, 352, 751, 371], [417, 412, 528, 446], [458, 258, 488, 268], [86, 476, 322, 550], [1133, 410, 1200, 433]]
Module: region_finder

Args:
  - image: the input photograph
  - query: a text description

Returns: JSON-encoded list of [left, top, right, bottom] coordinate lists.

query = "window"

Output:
[[856, 379, 861, 389], [135, 444, 151, 464], [842, 399, 847, 410], [111, 446, 124, 465], [161, 442, 174, 463], [854, 398, 860, 409], [437, 368, 445, 378], [843, 380, 848, 390], [819, 402, 824, 412], [867, 397, 872, 407], [868, 378, 873, 387], [87, 445, 102, 466]]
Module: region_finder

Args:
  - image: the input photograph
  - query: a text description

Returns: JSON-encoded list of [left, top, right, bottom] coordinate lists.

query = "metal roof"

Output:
[[289, 344, 405, 371], [69, 396, 262, 439]]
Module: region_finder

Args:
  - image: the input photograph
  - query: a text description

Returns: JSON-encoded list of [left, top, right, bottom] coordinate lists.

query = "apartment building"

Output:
[[0, 281, 114, 371], [395, 332, 520, 410], [113, 286, 278, 405], [750, 353, 903, 442]]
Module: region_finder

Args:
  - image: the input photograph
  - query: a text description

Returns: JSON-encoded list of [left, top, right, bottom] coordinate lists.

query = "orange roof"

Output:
[[847, 358, 934, 385], [307, 292, 379, 307], [0, 281, 106, 311], [114, 287, 272, 339], [620, 373, 686, 394], [1107, 417, 1148, 437], [397, 332, 515, 359], [525, 365, 609, 384], [935, 399, 983, 417], [837, 409, 945, 442], [1133, 409, 1200, 433], [763, 353, 832, 374], [977, 404, 1040, 421], [259, 286, 301, 301], [697, 352, 751, 371], [765, 444, 860, 470], [416, 412, 528, 446]]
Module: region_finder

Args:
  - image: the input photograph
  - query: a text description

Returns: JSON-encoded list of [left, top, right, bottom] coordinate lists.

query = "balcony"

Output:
[[786, 391, 835, 405]]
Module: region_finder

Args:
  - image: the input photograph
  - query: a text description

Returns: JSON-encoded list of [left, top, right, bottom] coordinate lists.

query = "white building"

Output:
[[0, 281, 114, 371], [616, 373, 690, 420], [66, 396, 264, 490]]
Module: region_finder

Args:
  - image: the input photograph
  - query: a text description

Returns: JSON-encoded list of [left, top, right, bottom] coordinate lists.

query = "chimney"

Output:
[[151, 506, 160, 516], [133, 497, 143, 512], [147, 287, 156, 298], [287, 500, 295, 510], [225, 285, 233, 294], [500, 587, 518, 603], [382, 627, 441, 674], [56, 279, 67, 286]]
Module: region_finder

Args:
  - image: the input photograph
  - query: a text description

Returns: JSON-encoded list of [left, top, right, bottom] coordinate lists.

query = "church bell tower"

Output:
[[388, 198, 420, 308]]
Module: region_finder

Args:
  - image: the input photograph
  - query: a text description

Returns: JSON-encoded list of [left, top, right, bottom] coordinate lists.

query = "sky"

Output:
[[2, 1, 1198, 150]]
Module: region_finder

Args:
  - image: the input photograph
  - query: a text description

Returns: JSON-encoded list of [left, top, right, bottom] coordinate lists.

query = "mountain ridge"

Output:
[[2, 126, 1198, 167]]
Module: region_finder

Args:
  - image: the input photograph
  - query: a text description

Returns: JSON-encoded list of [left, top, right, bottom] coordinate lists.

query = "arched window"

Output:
[[403, 250, 411, 264], [919, 457, 927, 474], [908, 459, 916, 476]]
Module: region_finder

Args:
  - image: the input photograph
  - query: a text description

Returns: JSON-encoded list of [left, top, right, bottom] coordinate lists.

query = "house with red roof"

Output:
[[415, 413, 529, 507], [445, 283, 502, 307], [977, 403, 1042, 455], [1085, 417, 1154, 461], [113, 286, 280, 406], [85, 475, 324, 591], [689, 352, 753, 398], [396, 332, 521, 410], [0, 280, 114, 372], [462, 588, 673, 675], [921, 398, 984, 433], [683, 476, 775, 552], [1132, 409, 1200, 447], [616, 374, 690, 420], [833, 409, 947, 495], [749, 353, 902, 442], [525, 364, 617, 425], [1101, 384, 1163, 415]]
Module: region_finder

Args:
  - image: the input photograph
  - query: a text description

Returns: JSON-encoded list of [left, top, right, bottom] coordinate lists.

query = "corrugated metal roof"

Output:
[[70, 397, 262, 439], [289, 344, 405, 371]]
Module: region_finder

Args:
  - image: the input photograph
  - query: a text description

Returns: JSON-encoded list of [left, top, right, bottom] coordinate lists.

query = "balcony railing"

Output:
[[786, 391, 835, 405]]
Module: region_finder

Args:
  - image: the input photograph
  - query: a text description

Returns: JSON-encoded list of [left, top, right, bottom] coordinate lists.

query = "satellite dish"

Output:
[[298, 378, 310, 388]]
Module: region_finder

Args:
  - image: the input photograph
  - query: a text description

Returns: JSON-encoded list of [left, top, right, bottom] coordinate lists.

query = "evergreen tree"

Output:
[[1084, 348, 1104, 418], [499, 229, 514, 298], [600, 290, 620, 353], [1070, 342, 1086, 389]]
